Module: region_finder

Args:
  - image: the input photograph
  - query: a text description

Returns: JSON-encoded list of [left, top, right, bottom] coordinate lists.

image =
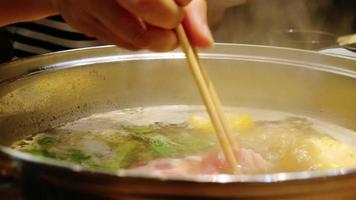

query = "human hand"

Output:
[[50, 0, 213, 51], [207, 0, 247, 26]]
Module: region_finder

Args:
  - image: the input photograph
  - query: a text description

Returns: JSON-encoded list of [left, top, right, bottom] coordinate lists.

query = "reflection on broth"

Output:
[[11, 106, 356, 176]]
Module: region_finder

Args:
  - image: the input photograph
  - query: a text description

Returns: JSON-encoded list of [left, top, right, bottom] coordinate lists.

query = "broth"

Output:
[[11, 105, 356, 175]]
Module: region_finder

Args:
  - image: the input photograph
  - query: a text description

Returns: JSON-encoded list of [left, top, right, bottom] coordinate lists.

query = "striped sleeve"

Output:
[[6, 16, 103, 58]]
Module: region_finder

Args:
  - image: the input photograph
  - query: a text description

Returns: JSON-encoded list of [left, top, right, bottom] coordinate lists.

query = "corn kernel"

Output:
[[188, 115, 213, 131], [189, 113, 254, 133], [230, 113, 254, 131]]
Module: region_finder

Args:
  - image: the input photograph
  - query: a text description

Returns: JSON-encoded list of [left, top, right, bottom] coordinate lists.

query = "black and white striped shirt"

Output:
[[6, 16, 102, 58]]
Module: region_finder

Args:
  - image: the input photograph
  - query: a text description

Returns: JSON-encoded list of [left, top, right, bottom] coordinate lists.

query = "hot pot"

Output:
[[0, 44, 356, 199]]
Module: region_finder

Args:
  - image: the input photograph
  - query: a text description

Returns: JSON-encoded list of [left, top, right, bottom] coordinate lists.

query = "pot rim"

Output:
[[1, 43, 356, 184], [0, 43, 355, 84], [2, 146, 356, 184]]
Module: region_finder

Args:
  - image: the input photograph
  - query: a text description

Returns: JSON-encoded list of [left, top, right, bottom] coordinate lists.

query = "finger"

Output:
[[174, 0, 192, 6], [87, 0, 148, 47], [136, 26, 178, 52], [83, 6, 177, 52], [183, 0, 214, 48], [116, 0, 184, 29], [87, 17, 141, 51], [63, 8, 140, 51]]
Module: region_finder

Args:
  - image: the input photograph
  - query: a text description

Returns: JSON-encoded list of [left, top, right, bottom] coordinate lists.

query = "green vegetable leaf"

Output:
[[123, 125, 156, 134], [37, 137, 56, 145], [177, 137, 214, 154], [25, 149, 57, 159], [91, 141, 139, 169], [144, 135, 179, 158], [67, 149, 91, 162], [114, 141, 139, 167]]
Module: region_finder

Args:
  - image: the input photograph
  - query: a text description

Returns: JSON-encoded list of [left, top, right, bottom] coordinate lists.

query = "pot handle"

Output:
[[0, 150, 20, 189]]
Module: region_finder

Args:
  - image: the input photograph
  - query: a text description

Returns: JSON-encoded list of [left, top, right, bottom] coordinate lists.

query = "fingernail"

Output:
[[202, 23, 214, 43], [197, 13, 214, 46]]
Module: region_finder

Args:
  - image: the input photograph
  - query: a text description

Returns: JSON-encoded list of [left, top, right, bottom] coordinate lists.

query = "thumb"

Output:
[[183, 0, 214, 48]]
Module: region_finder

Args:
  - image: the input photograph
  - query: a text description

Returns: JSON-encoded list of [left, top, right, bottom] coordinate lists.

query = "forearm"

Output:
[[0, 0, 58, 26]]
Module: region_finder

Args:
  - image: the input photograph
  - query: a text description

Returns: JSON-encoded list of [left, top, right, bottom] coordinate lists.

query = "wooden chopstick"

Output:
[[192, 47, 238, 148], [176, 24, 238, 174]]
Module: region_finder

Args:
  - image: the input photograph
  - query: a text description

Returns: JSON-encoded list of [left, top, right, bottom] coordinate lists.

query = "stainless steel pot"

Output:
[[0, 44, 356, 199]]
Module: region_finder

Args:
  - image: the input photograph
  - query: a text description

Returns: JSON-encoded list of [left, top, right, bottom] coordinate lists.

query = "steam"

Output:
[[210, 0, 355, 49]]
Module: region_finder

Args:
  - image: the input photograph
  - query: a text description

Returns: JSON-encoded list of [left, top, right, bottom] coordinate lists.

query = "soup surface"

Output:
[[11, 105, 356, 176]]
